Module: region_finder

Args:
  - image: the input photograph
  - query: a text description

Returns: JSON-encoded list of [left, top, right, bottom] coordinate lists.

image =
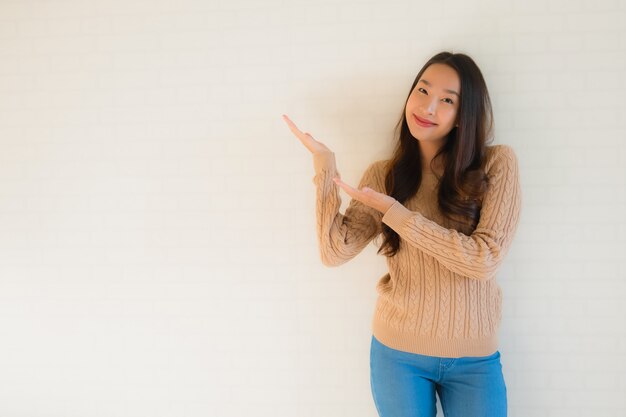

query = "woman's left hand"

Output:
[[332, 177, 397, 215]]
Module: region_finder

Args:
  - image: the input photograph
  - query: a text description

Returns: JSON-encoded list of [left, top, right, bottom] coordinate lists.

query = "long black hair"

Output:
[[377, 51, 494, 258]]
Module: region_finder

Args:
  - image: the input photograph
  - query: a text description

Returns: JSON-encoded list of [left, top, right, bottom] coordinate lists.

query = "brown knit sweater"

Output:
[[312, 144, 522, 358]]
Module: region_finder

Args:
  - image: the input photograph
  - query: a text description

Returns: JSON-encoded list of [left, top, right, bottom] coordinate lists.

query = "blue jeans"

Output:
[[370, 335, 507, 417]]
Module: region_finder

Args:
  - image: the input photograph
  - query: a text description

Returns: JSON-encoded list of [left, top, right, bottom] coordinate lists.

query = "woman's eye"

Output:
[[418, 88, 453, 104]]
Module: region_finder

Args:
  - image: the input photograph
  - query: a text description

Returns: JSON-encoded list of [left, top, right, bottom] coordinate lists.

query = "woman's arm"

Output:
[[381, 145, 522, 281], [312, 151, 383, 267]]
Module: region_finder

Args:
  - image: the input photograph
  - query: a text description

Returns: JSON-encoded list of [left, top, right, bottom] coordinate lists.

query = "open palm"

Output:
[[282, 114, 396, 215]]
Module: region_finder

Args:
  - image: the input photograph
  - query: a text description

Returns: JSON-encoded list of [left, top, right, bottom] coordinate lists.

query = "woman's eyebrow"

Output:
[[419, 79, 460, 98]]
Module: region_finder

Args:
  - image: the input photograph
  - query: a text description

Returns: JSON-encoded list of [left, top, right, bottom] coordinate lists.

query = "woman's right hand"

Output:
[[282, 114, 333, 155]]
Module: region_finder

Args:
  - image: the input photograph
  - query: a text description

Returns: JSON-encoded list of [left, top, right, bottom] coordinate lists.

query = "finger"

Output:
[[282, 114, 309, 137], [282, 114, 303, 136], [282, 115, 315, 144], [334, 177, 358, 196]]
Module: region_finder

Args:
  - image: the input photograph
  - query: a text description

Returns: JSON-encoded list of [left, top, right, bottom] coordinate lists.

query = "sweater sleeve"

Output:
[[312, 151, 383, 267], [380, 145, 522, 281]]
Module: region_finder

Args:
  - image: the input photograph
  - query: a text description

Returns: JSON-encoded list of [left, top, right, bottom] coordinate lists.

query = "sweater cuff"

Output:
[[382, 200, 416, 231], [312, 151, 336, 174]]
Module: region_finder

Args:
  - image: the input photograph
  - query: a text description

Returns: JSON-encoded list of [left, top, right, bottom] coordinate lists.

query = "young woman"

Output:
[[283, 51, 521, 417]]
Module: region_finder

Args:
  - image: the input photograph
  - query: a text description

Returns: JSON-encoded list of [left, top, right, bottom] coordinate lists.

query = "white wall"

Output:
[[0, 0, 624, 416]]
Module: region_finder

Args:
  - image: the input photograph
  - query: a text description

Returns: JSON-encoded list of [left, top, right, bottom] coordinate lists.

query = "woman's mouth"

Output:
[[413, 114, 437, 128]]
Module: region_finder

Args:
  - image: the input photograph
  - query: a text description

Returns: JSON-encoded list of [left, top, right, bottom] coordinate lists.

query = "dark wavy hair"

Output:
[[376, 51, 494, 258]]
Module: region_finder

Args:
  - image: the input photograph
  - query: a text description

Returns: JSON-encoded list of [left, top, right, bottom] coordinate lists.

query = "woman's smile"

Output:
[[413, 114, 437, 128]]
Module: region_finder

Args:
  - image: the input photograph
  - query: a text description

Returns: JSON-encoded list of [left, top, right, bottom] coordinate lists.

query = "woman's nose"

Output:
[[422, 100, 437, 114]]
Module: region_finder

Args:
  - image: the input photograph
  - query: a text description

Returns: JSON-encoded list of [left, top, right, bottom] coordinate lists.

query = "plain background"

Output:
[[1, 0, 625, 416]]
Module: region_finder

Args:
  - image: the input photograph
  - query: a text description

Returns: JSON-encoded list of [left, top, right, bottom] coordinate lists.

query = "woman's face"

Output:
[[405, 63, 461, 144]]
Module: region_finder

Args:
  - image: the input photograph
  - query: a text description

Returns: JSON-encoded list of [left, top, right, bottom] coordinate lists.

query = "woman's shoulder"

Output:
[[485, 144, 518, 172], [486, 143, 516, 157], [373, 158, 392, 171], [363, 157, 391, 175]]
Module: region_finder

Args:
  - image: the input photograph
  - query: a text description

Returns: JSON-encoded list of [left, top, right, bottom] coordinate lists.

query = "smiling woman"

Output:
[[283, 50, 520, 417], [405, 63, 461, 165], [380, 53, 497, 258]]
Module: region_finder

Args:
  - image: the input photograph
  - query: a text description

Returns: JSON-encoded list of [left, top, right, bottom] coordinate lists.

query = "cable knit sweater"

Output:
[[312, 144, 522, 358]]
